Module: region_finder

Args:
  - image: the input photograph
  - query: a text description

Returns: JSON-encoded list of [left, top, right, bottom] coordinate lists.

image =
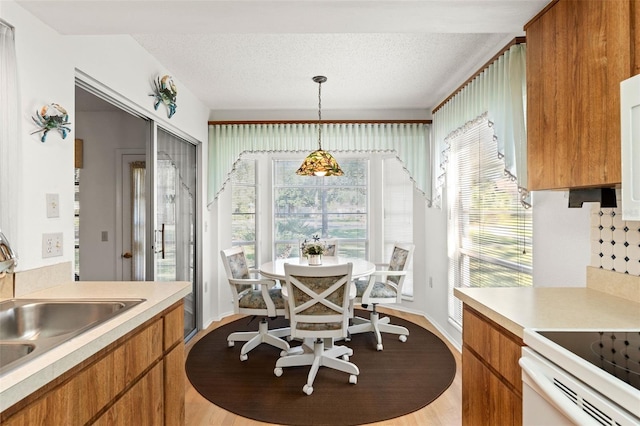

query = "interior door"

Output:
[[153, 127, 198, 339], [119, 153, 146, 281]]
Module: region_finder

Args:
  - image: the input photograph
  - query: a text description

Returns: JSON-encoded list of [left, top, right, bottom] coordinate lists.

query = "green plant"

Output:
[[302, 242, 325, 256]]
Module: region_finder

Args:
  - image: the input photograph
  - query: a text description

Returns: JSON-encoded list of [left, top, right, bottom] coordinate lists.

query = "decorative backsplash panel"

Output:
[[591, 202, 640, 276]]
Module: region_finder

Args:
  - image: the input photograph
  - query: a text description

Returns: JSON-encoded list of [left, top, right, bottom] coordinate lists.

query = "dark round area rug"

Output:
[[185, 310, 456, 426]]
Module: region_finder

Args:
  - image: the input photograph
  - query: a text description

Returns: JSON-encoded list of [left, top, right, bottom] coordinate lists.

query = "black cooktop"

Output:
[[538, 331, 640, 391]]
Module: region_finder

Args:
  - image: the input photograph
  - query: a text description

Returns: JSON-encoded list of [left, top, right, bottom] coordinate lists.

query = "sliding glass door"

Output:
[[151, 127, 198, 340]]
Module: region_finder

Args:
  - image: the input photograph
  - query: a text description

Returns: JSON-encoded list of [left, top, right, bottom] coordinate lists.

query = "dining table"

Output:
[[259, 256, 376, 281]]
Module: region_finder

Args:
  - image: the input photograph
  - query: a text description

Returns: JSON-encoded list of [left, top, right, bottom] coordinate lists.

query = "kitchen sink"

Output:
[[0, 298, 145, 376]]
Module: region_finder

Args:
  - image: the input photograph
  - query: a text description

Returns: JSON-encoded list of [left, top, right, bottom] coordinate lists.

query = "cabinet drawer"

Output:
[[463, 307, 523, 391]]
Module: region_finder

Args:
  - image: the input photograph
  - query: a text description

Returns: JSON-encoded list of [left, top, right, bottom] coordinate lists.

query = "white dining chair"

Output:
[[220, 246, 291, 361], [274, 262, 359, 395]]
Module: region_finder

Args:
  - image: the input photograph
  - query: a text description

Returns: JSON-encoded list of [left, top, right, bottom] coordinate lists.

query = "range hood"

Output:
[[568, 188, 617, 208]]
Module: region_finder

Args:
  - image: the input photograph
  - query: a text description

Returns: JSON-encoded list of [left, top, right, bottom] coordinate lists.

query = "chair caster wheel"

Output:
[[240, 353, 248, 361], [376, 343, 383, 351], [349, 375, 357, 384], [342, 355, 349, 361], [399, 335, 407, 342], [280, 350, 289, 357], [227, 340, 234, 347], [345, 336, 351, 342], [303, 384, 313, 395], [274, 368, 283, 377]]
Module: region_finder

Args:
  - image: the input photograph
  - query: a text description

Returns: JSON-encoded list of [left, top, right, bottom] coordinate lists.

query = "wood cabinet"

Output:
[[526, 0, 637, 190], [462, 304, 524, 426], [0, 301, 184, 426]]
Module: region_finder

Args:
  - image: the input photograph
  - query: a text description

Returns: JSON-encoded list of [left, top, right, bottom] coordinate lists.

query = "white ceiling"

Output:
[[17, 0, 548, 118]]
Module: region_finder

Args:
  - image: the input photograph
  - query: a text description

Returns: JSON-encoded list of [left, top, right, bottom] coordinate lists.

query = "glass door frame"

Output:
[[76, 72, 202, 342], [146, 121, 201, 342]]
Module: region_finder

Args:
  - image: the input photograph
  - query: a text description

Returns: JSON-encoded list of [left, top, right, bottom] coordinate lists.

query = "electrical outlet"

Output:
[[42, 233, 63, 258], [46, 193, 59, 218]]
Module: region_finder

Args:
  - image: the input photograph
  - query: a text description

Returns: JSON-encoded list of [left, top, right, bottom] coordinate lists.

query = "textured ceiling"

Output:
[[17, 0, 548, 117]]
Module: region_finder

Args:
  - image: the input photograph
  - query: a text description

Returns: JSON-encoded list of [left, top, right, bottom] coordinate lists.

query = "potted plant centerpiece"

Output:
[[301, 240, 325, 265]]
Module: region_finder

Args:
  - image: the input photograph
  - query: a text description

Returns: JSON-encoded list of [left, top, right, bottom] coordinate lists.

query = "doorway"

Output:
[[75, 84, 199, 340]]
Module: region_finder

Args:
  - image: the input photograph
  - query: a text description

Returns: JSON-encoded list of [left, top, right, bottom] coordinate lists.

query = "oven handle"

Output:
[[519, 357, 599, 426]]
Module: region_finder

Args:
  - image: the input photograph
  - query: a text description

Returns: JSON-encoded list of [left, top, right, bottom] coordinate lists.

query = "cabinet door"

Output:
[[463, 348, 521, 426], [526, 0, 633, 190]]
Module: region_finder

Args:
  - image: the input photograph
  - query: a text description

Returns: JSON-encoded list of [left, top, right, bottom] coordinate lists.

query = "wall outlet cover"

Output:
[[42, 233, 63, 258]]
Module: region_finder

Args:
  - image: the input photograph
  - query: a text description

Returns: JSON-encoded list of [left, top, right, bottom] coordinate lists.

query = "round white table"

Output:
[[259, 256, 375, 281]]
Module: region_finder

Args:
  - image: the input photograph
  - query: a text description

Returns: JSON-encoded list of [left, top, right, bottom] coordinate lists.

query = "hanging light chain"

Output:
[[317, 78, 323, 150]]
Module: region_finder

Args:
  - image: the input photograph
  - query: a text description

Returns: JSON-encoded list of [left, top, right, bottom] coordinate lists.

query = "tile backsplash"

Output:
[[591, 202, 640, 276]]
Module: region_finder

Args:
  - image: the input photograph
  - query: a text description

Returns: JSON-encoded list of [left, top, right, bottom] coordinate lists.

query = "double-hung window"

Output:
[[272, 158, 368, 259], [447, 117, 532, 326], [230, 158, 257, 267]]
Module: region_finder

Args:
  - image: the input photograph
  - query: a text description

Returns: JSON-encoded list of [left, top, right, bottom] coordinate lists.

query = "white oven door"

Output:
[[520, 348, 639, 426]]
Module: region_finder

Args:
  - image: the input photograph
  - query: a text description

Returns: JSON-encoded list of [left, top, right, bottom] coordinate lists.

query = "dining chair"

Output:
[[274, 263, 359, 395], [220, 246, 291, 361], [348, 242, 415, 351]]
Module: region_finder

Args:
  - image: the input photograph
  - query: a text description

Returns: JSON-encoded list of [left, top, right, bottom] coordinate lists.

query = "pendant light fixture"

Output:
[[296, 76, 344, 176]]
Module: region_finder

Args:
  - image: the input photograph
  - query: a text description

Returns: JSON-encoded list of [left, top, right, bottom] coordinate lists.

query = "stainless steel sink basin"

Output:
[[0, 343, 35, 367], [0, 298, 144, 376]]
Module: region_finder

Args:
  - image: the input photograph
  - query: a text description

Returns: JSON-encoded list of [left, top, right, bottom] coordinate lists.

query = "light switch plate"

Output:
[[46, 193, 59, 218], [42, 233, 63, 258]]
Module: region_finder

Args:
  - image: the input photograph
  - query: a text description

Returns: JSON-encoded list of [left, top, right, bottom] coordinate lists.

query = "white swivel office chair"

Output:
[[274, 263, 359, 395], [348, 242, 415, 351], [220, 246, 291, 361]]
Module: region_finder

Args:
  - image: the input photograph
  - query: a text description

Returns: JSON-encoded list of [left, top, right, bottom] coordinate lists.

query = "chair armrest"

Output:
[[369, 270, 407, 278], [229, 277, 279, 317], [229, 277, 277, 288]]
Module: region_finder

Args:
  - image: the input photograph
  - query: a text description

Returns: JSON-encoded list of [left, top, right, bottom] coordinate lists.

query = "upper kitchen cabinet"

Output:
[[525, 0, 638, 190]]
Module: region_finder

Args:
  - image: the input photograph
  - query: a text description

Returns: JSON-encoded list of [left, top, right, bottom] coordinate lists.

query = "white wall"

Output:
[[3, 1, 210, 320], [531, 190, 591, 287]]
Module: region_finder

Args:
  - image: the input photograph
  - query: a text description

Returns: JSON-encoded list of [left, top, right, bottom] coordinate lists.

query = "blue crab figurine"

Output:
[[31, 103, 71, 143], [151, 75, 177, 118]]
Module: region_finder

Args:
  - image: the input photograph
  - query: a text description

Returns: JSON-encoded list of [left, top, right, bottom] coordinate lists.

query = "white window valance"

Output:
[[208, 122, 431, 206], [433, 43, 528, 208]]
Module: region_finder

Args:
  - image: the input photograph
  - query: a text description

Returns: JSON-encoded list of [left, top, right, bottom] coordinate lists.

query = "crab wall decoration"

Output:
[[31, 103, 71, 143], [150, 75, 177, 118]]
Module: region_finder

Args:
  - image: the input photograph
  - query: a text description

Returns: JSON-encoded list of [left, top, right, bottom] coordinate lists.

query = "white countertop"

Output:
[[454, 287, 640, 339], [0, 281, 191, 413]]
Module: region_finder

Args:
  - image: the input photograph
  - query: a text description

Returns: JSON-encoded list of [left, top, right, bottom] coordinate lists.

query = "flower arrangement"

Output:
[[302, 242, 325, 256]]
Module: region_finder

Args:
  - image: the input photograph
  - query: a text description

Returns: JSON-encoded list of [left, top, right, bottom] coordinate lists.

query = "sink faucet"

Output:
[[0, 229, 17, 275]]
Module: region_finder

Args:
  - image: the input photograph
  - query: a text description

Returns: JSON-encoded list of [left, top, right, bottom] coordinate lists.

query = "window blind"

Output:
[[447, 118, 532, 326]]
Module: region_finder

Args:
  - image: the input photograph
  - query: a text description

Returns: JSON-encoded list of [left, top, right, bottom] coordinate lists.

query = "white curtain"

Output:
[[0, 19, 20, 245], [433, 43, 528, 208], [208, 122, 431, 206], [131, 161, 146, 281]]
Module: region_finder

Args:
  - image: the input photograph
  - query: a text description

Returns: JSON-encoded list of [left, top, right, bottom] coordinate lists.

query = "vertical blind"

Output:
[[447, 118, 532, 326]]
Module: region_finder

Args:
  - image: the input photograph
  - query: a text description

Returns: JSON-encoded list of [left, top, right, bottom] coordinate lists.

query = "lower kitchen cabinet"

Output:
[[0, 301, 184, 426], [462, 304, 524, 426]]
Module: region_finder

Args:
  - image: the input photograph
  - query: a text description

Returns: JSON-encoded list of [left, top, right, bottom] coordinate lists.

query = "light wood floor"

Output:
[[184, 307, 463, 426]]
